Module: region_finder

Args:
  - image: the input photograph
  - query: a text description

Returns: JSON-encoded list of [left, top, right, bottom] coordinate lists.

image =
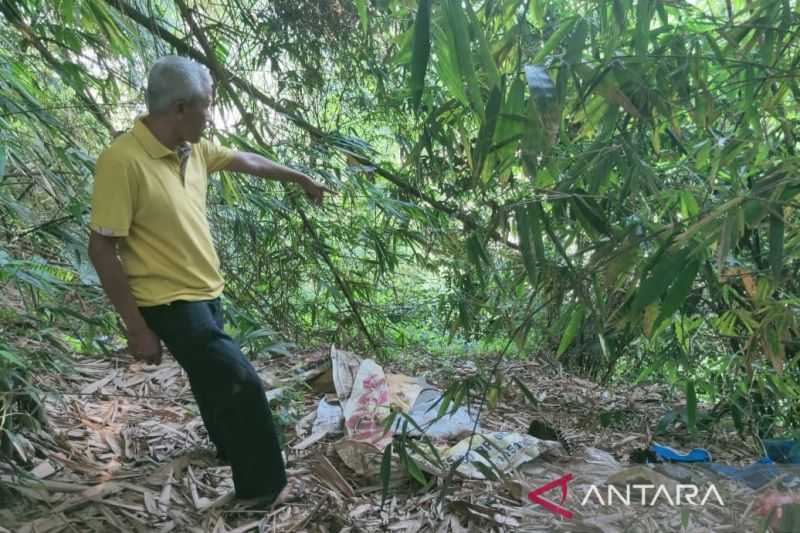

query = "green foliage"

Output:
[[0, 0, 799, 448]]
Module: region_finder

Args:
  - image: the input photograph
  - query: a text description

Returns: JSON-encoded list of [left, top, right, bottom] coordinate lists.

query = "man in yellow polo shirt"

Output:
[[88, 56, 329, 506]]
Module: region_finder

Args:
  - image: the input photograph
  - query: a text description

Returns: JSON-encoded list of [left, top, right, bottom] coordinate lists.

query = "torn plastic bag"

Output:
[[411, 431, 562, 479], [386, 373, 424, 412], [312, 397, 344, 435], [331, 345, 362, 401], [391, 387, 479, 439]]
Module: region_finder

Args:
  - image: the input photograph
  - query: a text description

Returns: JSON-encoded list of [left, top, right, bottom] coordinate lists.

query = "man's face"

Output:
[[177, 83, 213, 143]]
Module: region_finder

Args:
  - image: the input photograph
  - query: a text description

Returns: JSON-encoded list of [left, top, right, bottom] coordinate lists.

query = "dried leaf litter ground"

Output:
[[0, 348, 775, 532]]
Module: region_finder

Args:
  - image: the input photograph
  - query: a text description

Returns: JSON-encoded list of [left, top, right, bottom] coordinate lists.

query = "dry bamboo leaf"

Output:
[[312, 455, 355, 497], [293, 431, 328, 451], [16, 515, 70, 533], [159, 467, 174, 515], [144, 488, 159, 515], [387, 519, 423, 531], [98, 502, 131, 531], [227, 521, 261, 533], [294, 409, 317, 438], [30, 460, 56, 479], [211, 516, 228, 533], [8, 485, 59, 503], [0, 474, 90, 493], [100, 430, 124, 457], [81, 371, 118, 395]]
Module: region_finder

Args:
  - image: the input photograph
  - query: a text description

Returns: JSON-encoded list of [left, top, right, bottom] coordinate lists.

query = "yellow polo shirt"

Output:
[[90, 117, 235, 306]]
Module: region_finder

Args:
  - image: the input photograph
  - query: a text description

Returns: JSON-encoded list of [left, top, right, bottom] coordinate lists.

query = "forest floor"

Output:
[[0, 345, 778, 532]]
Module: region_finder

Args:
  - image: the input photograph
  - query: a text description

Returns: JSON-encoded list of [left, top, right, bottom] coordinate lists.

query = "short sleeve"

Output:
[[200, 138, 235, 174], [89, 149, 136, 237]]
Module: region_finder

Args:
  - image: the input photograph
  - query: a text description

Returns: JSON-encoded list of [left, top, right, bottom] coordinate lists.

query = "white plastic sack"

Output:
[[412, 431, 562, 479], [391, 387, 479, 439], [312, 397, 344, 435], [331, 345, 362, 401]]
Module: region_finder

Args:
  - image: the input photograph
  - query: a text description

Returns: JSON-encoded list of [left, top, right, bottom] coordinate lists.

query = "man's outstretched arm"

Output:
[[88, 232, 161, 363], [223, 152, 332, 204]]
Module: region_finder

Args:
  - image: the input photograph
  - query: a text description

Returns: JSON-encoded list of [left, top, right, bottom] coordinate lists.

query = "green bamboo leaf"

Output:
[[490, 77, 525, 177], [380, 440, 393, 508], [686, 380, 697, 434], [571, 193, 611, 237], [575, 64, 641, 118], [60, 0, 77, 23], [473, 83, 502, 183], [769, 209, 784, 284], [654, 259, 701, 328], [760, 29, 776, 67], [531, 204, 546, 266], [464, 1, 500, 88], [564, 18, 589, 66], [356, 0, 369, 34], [392, 24, 416, 65], [466, 233, 486, 273], [516, 204, 538, 286], [400, 444, 427, 485], [533, 17, 578, 63], [557, 303, 585, 357], [512, 375, 540, 407], [631, 247, 691, 314], [612, 0, 627, 30], [84, 0, 129, 55], [495, 77, 525, 145], [0, 144, 6, 178], [220, 172, 240, 205], [410, 0, 432, 111], [436, 389, 453, 418], [634, 0, 654, 56], [0, 348, 23, 366], [715, 212, 737, 274], [532, 0, 547, 27], [432, 23, 469, 107], [444, 0, 483, 114]]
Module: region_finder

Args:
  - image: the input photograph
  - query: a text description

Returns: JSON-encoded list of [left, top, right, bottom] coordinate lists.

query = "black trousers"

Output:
[[140, 298, 286, 499]]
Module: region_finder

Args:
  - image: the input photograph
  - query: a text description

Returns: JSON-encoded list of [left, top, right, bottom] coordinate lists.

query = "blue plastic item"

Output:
[[650, 443, 712, 463]]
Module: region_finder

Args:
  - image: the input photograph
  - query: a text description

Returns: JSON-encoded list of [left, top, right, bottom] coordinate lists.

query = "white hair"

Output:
[[145, 56, 213, 114]]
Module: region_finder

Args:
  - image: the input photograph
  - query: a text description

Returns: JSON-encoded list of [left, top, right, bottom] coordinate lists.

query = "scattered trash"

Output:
[[650, 438, 800, 489], [763, 438, 800, 464], [294, 397, 344, 450], [584, 447, 621, 469], [391, 387, 479, 440], [330, 345, 362, 400], [412, 432, 562, 480], [342, 358, 392, 449], [650, 443, 712, 463], [4, 346, 770, 531], [323, 349, 552, 481], [386, 373, 425, 412], [704, 458, 783, 489]]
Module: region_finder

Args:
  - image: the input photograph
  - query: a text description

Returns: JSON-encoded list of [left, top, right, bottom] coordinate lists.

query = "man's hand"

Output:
[[300, 179, 333, 205], [127, 326, 162, 365], [224, 152, 335, 204]]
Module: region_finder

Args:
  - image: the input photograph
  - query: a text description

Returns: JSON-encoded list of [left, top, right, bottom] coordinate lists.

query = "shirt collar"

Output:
[[131, 116, 177, 159]]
